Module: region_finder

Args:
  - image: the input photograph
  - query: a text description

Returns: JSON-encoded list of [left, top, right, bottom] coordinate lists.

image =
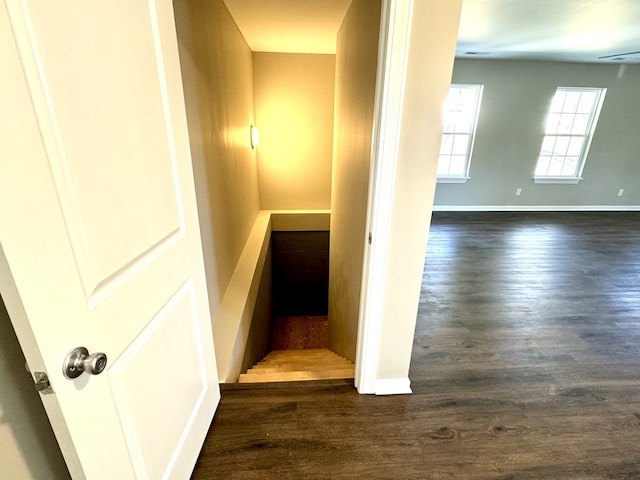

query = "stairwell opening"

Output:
[[271, 231, 329, 350], [238, 229, 355, 384]]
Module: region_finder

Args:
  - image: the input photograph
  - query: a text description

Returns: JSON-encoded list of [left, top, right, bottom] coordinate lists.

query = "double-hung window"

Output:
[[534, 87, 606, 183], [437, 84, 483, 183]]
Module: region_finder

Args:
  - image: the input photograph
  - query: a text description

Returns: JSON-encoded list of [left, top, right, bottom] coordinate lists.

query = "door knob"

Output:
[[63, 347, 107, 379]]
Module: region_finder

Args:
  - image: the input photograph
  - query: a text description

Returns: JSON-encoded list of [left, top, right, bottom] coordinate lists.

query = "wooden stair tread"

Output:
[[239, 369, 354, 383], [239, 348, 355, 384], [245, 365, 354, 375], [255, 357, 351, 366], [252, 364, 352, 371], [263, 349, 340, 357]]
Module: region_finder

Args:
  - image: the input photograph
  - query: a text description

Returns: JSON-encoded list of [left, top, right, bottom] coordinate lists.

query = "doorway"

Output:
[[172, 0, 383, 383]]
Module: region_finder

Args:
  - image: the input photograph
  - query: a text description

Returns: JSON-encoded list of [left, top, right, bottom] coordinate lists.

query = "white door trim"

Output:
[[355, 0, 414, 394]]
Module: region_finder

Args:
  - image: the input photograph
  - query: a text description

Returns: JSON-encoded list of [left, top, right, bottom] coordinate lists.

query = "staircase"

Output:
[[238, 348, 355, 383]]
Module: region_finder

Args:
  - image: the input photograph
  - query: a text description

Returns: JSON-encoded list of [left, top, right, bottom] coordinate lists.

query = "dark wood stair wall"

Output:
[[271, 231, 329, 318]]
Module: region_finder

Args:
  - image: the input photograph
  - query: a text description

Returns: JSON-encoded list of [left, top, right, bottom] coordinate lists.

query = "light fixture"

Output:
[[250, 125, 260, 149]]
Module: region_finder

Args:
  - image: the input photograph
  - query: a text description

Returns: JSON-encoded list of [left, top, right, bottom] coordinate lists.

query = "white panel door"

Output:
[[0, 0, 219, 478]]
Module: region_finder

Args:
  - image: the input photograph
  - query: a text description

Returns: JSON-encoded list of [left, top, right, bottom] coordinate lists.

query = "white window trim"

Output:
[[437, 176, 471, 184], [533, 176, 583, 184], [437, 84, 483, 183], [533, 86, 606, 183]]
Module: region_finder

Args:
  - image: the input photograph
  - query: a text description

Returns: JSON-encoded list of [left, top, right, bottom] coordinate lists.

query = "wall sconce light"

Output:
[[250, 125, 260, 149]]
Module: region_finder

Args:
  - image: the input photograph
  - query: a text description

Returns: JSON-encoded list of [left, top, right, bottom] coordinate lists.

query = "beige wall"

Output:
[[377, 0, 462, 379], [173, 0, 260, 319], [328, 0, 382, 362], [240, 245, 273, 374], [0, 296, 70, 480], [435, 59, 640, 208], [253, 53, 335, 209]]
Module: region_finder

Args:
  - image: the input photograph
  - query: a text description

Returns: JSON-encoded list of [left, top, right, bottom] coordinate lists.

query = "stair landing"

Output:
[[238, 348, 355, 384], [271, 315, 328, 350]]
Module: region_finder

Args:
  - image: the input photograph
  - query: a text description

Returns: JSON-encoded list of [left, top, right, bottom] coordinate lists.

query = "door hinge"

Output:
[[368, 232, 372, 245], [34, 372, 53, 394]]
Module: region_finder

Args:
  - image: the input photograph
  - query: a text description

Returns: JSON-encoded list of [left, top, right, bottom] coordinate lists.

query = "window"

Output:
[[534, 87, 606, 183], [437, 84, 483, 183]]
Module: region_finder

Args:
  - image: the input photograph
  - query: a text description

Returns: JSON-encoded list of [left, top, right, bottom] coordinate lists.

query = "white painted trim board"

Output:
[[355, 0, 414, 395], [374, 378, 412, 395]]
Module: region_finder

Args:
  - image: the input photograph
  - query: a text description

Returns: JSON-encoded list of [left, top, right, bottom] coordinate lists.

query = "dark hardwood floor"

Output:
[[192, 212, 640, 479]]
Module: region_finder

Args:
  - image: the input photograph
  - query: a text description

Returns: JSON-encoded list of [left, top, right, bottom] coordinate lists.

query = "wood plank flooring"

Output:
[[193, 212, 640, 479]]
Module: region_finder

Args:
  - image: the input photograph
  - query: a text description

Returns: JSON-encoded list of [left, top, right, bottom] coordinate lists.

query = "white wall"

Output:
[[328, 0, 382, 362], [0, 296, 70, 479], [376, 0, 462, 381], [435, 59, 640, 209], [253, 53, 335, 210]]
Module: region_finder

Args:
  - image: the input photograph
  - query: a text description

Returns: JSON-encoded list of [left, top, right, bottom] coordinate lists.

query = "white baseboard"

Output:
[[374, 377, 412, 395], [433, 205, 640, 212]]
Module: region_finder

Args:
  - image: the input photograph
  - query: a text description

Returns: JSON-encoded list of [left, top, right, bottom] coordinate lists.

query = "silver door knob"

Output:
[[63, 347, 107, 379]]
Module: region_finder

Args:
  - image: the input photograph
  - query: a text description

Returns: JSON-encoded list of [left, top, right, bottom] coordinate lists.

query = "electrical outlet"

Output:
[[618, 188, 624, 197], [516, 188, 522, 196]]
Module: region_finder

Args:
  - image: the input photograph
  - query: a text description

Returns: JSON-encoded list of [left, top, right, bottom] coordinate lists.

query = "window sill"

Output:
[[533, 176, 583, 184], [437, 176, 470, 184]]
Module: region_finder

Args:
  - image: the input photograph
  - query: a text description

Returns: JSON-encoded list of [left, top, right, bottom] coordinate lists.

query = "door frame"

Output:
[[355, 0, 415, 395]]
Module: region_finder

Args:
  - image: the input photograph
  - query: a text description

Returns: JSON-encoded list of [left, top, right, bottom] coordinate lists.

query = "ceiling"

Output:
[[223, 0, 352, 54], [223, 0, 640, 64], [457, 0, 640, 63]]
